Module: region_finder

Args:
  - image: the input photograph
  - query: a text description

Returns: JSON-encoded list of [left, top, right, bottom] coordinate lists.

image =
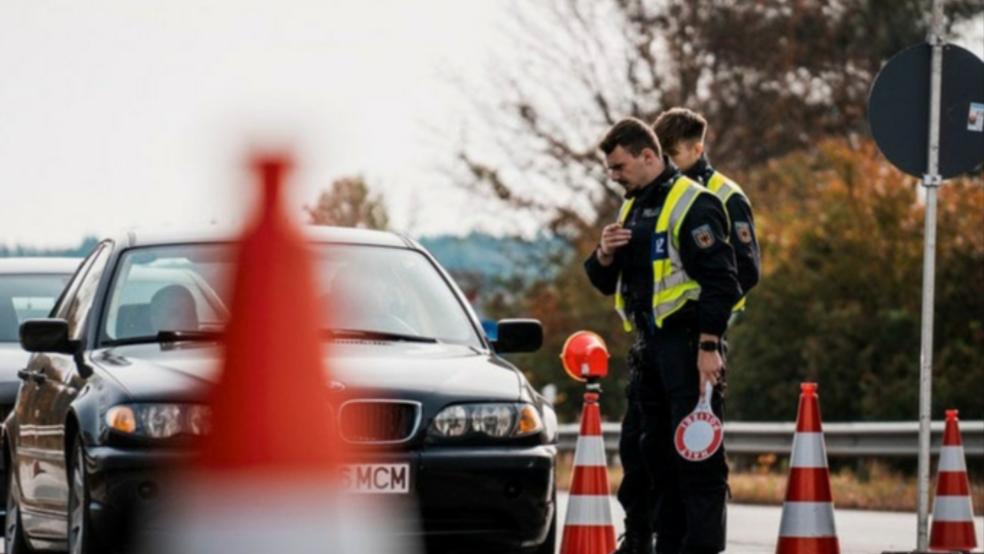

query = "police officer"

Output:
[[653, 108, 760, 305], [584, 118, 740, 554], [639, 108, 762, 552]]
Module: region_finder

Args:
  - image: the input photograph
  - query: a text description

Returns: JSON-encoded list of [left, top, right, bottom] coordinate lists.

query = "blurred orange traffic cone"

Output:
[[928, 409, 978, 552], [200, 153, 339, 475], [776, 383, 840, 554], [560, 390, 617, 554]]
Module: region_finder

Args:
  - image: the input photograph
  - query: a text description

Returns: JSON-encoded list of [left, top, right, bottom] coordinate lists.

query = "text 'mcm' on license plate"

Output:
[[340, 463, 411, 494]]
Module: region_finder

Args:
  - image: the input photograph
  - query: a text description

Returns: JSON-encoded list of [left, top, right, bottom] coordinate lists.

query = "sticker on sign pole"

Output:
[[969, 102, 984, 132], [675, 381, 723, 462]]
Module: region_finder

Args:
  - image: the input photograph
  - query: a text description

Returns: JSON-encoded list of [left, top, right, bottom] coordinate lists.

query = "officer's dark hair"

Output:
[[599, 118, 662, 158], [653, 108, 708, 155]]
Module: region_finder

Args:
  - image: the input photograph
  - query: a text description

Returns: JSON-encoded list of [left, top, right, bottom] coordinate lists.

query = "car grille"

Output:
[[338, 400, 420, 444]]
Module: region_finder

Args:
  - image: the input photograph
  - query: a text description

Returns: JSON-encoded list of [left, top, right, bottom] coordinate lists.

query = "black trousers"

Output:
[[616, 320, 729, 554]]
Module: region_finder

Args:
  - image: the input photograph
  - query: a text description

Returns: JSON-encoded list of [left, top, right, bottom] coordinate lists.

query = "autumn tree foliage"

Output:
[[727, 141, 984, 422], [307, 176, 389, 230], [494, 139, 984, 422]]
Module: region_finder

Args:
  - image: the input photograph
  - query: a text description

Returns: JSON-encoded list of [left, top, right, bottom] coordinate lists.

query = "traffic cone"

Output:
[[560, 390, 617, 554], [929, 409, 978, 552], [776, 382, 840, 554]]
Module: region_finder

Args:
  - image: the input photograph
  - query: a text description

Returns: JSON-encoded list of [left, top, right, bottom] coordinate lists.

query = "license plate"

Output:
[[340, 463, 411, 494]]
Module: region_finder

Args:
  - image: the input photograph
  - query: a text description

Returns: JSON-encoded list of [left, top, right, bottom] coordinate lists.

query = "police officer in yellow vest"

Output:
[[654, 108, 760, 305], [584, 118, 740, 554]]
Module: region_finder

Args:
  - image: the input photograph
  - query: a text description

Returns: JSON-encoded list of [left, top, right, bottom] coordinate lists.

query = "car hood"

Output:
[[91, 341, 523, 403]]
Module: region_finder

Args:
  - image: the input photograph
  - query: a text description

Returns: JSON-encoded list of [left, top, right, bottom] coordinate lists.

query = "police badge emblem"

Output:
[[691, 224, 715, 249], [735, 221, 753, 244]]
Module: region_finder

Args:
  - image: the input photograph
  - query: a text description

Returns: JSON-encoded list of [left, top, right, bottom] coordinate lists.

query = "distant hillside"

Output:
[[418, 232, 564, 282], [1, 232, 563, 284], [0, 236, 99, 258]]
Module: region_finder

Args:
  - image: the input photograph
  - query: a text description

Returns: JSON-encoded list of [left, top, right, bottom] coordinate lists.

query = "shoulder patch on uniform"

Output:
[[691, 224, 715, 249], [734, 221, 753, 244]]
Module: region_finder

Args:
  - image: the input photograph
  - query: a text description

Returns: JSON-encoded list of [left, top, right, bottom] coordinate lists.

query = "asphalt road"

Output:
[[2, 497, 979, 553], [557, 492, 984, 554]]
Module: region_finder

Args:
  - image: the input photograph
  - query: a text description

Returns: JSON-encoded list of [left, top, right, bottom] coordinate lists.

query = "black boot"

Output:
[[612, 529, 654, 554]]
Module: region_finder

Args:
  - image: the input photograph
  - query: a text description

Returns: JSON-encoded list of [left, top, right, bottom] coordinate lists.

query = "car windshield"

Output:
[[101, 243, 482, 348], [0, 274, 73, 342]]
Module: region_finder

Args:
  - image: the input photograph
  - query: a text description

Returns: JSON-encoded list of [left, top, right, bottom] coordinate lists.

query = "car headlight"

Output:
[[105, 404, 212, 439], [430, 403, 544, 439]]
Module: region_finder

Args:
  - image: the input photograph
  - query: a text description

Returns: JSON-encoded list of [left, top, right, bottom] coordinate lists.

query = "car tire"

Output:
[[67, 438, 98, 554], [5, 464, 33, 554]]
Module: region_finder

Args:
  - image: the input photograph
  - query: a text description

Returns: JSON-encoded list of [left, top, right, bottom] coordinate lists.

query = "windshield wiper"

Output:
[[322, 328, 438, 343], [104, 330, 223, 346], [157, 330, 223, 342]]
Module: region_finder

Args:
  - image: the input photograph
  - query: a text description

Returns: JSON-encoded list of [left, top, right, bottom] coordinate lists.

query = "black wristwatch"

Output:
[[698, 340, 720, 353]]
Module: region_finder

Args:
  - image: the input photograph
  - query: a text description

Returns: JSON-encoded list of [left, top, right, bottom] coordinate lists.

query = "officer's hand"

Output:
[[698, 349, 723, 392], [599, 224, 632, 258]]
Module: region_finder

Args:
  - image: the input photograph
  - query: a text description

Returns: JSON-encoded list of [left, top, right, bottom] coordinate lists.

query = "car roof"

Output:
[[120, 225, 413, 249], [0, 257, 82, 275]]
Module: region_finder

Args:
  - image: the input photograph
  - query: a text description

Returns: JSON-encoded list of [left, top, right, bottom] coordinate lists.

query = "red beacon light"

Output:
[[561, 331, 609, 382]]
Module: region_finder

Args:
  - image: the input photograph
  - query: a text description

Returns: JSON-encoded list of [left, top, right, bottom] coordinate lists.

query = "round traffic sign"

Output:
[[868, 42, 984, 178]]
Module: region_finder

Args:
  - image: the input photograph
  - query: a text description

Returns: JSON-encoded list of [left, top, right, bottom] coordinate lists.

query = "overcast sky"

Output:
[[0, 0, 506, 248], [1, 3, 982, 249]]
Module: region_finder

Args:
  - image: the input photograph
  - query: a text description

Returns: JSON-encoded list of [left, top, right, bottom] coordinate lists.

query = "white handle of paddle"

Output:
[[698, 381, 714, 411]]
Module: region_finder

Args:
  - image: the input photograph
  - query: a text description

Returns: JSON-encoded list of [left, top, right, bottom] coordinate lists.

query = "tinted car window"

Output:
[[0, 274, 73, 342], [102, 243, 482, 347]]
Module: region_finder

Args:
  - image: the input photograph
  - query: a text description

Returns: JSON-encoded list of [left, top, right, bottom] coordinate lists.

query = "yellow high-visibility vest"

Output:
[[613, 175, 710, 332], [706, 171, 750, 313]]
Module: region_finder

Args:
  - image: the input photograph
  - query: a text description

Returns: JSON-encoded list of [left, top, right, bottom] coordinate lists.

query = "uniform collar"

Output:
[[625, 156, 680, 199], [685, 155, 715, 185]]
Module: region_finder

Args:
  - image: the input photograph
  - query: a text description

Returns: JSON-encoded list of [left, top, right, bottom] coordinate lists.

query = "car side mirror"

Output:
[[493, 319, 543, 354], [20, 319, 76, 354]]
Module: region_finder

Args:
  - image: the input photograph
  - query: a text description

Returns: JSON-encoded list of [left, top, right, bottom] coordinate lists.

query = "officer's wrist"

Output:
[[698, 334, 721, 353], [596, 246, 614, 266]]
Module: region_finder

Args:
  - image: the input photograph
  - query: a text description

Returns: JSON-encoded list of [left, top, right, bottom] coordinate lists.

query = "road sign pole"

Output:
[[915, 0, 945, 550]]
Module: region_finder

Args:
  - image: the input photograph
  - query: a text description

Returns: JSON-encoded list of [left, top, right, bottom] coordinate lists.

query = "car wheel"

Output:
[[5, 465, 33, 554], [68, 439, 98, 554]]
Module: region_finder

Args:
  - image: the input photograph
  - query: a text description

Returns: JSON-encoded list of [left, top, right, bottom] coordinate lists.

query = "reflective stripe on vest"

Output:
[[612, 176, 707, 332], [707, 171, 749, 313], [613, 197, 636, 331]]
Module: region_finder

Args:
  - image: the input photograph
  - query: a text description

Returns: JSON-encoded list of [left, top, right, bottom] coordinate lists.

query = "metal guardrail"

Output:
[[557, 421, 984, 458]]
